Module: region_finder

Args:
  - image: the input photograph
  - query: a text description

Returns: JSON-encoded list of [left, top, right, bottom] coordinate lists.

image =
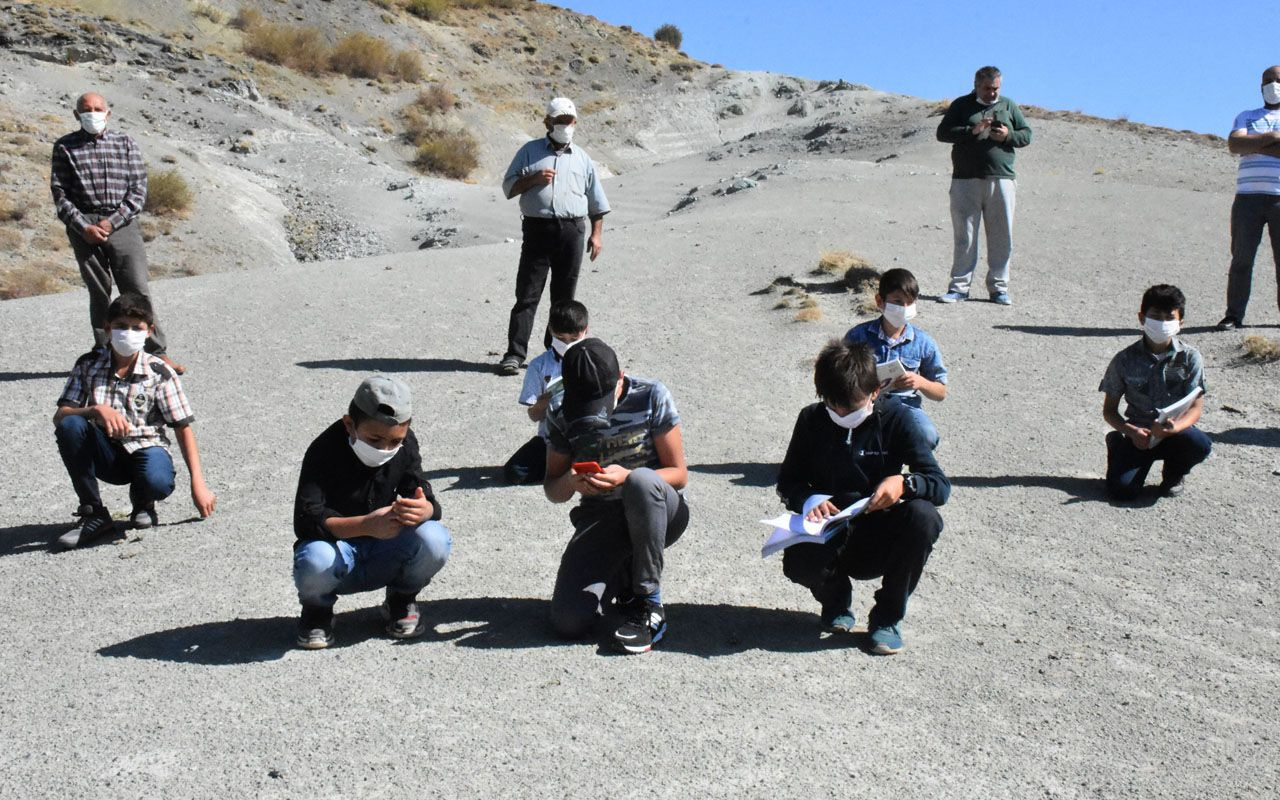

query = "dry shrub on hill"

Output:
[[331, 33, 393, 79], [654, 23, 682, 49], [230, 6, 263, 30], [193, 2, 225, 24], [145, 169, 194, 217], [415, 84, 456, 115], [1241, 334, 1280, 362], [244, 22, 329, 74], [410, 125, 479, 179], [405, 0, 450, 20], [0, 228, 23, 252], [0, 258, 77, 300], [391, 51, 425, 82]]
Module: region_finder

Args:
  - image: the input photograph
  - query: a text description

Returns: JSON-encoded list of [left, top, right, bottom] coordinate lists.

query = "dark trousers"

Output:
[[504, 217, 586, 362], [1225, 193, 1280, 323], [549, 469, 689, 638], [54, 415, 176, 510], [503, 435, 547, 484], [67, 214, 167, 354], [782, 499, 942, 629], [1105, 428, 1212, 500]]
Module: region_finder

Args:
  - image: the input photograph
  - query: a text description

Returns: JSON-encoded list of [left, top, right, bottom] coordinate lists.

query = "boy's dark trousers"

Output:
[[504, 216, 586, 363], [782, 499, 942, 629], [54, 414, 176, 510], [503, 435, 547, 484], [1105, 427, 1212, 500]]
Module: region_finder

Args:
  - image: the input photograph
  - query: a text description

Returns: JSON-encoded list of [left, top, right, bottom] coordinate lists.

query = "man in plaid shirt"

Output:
[[51, 92, 182, 372], [53, 293, 215, 550]]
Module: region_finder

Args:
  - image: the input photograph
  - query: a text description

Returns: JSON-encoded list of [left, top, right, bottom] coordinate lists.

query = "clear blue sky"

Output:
[[553, 0, 1277, 135]]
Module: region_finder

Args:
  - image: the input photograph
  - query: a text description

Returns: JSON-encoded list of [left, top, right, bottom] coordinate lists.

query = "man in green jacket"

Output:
[[935, 66, 1032, 306]]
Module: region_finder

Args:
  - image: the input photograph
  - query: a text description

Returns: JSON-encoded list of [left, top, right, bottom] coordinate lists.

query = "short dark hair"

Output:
[[974, 66, 1002, 85], [549, 300, 589, 335], [878, 268, 919, 301], [1141, 284, 1186, 318], [814, 340, 880, 407], [105, 292, 154, 327]]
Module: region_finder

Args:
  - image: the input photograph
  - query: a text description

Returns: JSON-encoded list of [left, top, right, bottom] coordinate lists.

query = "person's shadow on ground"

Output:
[[98, 597, 870, 665], [296, 358, 494, 374], [950, 474, 1159, 507], [1210, 427, 1280, 448], [0, 523, 75, 557], [688, 462, 776, 487]]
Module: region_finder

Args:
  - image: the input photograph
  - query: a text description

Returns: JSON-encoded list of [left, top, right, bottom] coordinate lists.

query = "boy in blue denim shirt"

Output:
[[843, 269, 947, 447], [1099, 284, 1210, 500]]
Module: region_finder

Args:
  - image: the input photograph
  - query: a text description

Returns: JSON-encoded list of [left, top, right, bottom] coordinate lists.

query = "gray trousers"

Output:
[[67, 214, 167, 353], [1225, 193, 1280, 323], [948, 177, 1016, 295], [549, 468, 689, 638]]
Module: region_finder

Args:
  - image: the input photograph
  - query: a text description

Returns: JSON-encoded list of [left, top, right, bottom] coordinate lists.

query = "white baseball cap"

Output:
[[546, 97, 577, 118]]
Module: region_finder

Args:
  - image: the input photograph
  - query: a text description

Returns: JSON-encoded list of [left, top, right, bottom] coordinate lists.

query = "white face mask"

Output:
[[79, 111, 108, 135], [109, 328, 147, 357], [882, 302, 917, 329], [827, 401, 874, 430], [551, 336, 582, 357], [550, 124, 575, 145], [349, 435, 401, 468], [1263, 82, 1280, 105], [1143, 316, 1180, 344]]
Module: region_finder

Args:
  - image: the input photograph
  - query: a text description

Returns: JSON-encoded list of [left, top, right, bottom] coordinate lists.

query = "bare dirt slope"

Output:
[[1, 2, 1278, 799]]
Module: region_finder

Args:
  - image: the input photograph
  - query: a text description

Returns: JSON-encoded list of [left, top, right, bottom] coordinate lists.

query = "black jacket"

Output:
[[293, 420, 441, 546], [776, 401, 950, 513]]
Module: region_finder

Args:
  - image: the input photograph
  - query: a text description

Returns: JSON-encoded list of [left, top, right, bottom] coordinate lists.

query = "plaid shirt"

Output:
[[57, 349, 194, 454], [50, 129, 148, 234]]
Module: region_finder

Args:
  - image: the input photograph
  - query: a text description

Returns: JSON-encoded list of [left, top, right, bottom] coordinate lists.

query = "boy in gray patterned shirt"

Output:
[[543, 338, 689, 654], [1099, 285, 1211, 500]]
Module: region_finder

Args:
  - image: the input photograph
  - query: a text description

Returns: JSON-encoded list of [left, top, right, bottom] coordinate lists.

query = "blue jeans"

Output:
[[54, 414, 175, 509], [293, 521, 452, 608], [1105, 428, 1212, 500]]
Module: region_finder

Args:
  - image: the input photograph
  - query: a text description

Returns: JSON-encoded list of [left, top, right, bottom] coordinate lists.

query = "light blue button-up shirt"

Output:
[[502, 137, 610, 220], [843, 319, 948, 407]]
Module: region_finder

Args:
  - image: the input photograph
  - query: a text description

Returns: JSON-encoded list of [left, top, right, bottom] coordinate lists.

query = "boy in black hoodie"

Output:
[[777, 340, 949, 654]]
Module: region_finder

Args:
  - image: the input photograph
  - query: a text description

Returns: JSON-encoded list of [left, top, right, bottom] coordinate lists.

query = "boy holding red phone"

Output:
[[543, 338, 689, 654]]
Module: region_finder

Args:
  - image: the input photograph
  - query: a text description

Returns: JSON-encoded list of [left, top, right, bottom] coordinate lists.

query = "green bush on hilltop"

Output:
[[654, 23, 682, 49]]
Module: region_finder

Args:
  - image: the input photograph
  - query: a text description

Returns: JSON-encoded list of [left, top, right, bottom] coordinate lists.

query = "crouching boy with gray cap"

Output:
[[292, 375, 452, 649], [543, 339, 689, 654]]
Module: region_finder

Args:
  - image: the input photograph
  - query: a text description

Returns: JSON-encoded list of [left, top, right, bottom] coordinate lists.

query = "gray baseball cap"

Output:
[[352, 375, 412, 425]]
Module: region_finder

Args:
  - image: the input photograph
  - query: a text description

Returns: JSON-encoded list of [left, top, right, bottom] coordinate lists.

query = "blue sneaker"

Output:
[[936, 291, 968, 304], [990, 292, 1013, 306], [868, 623, 904, 654], [820, 605, 856, 633]]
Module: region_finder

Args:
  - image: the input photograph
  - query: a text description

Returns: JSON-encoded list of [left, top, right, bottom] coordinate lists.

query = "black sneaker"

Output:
[[380, 591, 425, 639], [296, 605, 334, 649], [130, 503, 158, 529], [56, 507, 117, 550], [497, 356, 521, 376], [614, 599, 666, 654], [1217, 316, 1242, 330], [1160, 476, 1186, 497]]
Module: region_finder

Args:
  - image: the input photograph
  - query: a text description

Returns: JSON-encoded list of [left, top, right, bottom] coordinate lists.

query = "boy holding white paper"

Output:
[[1099, 284, 1211, 500], [843, 269, 947, 447], [776, 340, 949, 655]]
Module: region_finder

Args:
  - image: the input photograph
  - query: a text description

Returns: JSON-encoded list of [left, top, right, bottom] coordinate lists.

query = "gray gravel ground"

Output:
[[0, 117, 1277, 799]]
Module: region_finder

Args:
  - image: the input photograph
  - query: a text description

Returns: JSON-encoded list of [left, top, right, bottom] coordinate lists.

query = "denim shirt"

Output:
[[843, 319, 948, 407], [502, 137, 610, 219], [1099, 337, 1206, 425]]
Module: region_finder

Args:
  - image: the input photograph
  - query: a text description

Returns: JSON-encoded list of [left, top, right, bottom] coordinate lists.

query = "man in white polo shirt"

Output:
[[498, 97, 611, 375], [1221, 65, 1280, 330]]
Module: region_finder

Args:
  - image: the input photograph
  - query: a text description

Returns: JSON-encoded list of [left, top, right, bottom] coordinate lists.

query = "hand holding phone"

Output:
[[572, 461, 603, 475]]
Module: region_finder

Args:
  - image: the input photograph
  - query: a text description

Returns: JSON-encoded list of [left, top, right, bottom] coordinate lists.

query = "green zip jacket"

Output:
[[936, 93, 1033, 179]]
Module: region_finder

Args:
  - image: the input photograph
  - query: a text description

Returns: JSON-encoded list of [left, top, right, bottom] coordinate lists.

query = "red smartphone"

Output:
[[572, 461, 603, 475]]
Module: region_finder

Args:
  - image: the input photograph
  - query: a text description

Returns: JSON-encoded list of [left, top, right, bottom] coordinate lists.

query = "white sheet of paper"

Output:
[[759, 497, 871, 557], [1155, 387, 1203, 424]]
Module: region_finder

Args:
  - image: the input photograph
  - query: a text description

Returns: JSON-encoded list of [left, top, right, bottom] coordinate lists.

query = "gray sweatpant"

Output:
[[67, 214, 167, 353], [549, 467, 689, 638], [948, 177, 1016, 295]]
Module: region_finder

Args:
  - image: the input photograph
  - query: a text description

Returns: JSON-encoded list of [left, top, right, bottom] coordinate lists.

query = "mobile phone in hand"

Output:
[[572, 461, 603, 474]]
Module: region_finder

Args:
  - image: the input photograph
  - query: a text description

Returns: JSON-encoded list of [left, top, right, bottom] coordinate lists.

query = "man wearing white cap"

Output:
[[498, 97, 611, 376]]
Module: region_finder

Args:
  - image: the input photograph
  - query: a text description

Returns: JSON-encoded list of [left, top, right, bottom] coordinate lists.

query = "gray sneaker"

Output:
[[56, 508, 117, 551], [937, 291, 968, 304], [497, 356, 521, 376]]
